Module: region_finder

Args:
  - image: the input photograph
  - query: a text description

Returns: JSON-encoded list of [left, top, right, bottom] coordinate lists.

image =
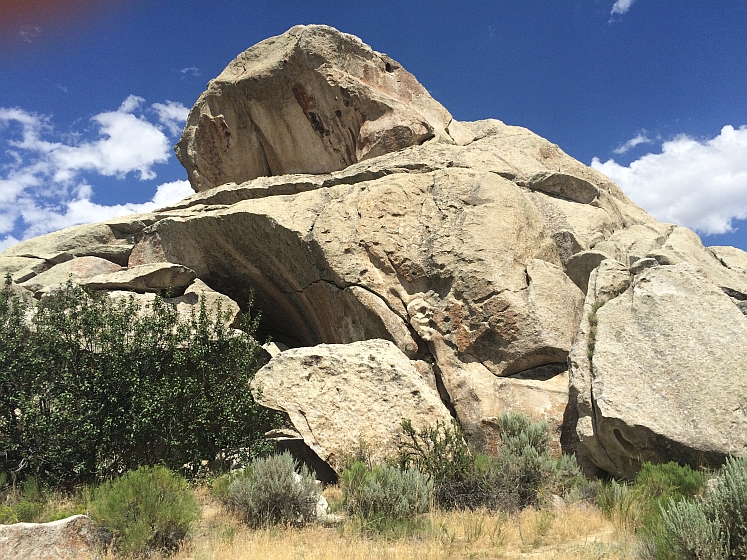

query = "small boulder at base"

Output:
[[250, 339, 453, 471], [0, 515, 107, 560]]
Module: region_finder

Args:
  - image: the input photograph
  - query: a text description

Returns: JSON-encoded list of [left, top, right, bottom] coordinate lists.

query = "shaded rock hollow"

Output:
[[2, 25, 746, 477]]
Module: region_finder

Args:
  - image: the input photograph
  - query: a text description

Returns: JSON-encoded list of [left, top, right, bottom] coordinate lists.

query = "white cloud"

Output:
[[592, 125, 747, 235], [0, 98, 193, 250], [177, 67, 200, 78], [17, 180, 193, 240], [0, 236, 20, 252], [611, 0, 636, 16], [612, 132, 652, 154], [2, 99, 174, 182], [118, 95, 145, 113], [152, 101, 190, 136]]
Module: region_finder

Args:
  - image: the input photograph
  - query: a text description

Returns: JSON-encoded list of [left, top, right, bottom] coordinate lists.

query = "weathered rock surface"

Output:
[[20, 256, 122, 296], [81, 263, 196, 292], [2, 25, 746, 476], [128, 153, 596, 445], [107, 278, 241, 327], [0, 515, 107, 560], [176, 24, 465, 192], [0, 256, 48, 283], [569, 261, 747, 479], [1, 222, 136, 266], [710, 245, 747, 275], [251, 339, 452, 470]]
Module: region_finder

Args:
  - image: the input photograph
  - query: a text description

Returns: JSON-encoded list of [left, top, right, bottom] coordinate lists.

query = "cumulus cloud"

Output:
[[16, 180, 193, 240], [612, 132, 652, 155], [592, 125, 747, 235], [611, 0, 636, 16], [152, 101, 190, 136], [0, 98, 192, 249]]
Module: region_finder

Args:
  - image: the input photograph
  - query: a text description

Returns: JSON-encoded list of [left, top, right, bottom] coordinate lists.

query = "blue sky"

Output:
[[1, 0, 746, 251]]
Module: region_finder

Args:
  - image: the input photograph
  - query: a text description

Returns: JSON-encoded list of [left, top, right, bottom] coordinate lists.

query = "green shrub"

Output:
[[211, 467, 253, 504], [595, 462, 706, 558], [662, 456, 747, 560], [341, 461, 433, 534], [0, 277, 277, 486], [91, 465, 199, 556], [14, 499, 44, 522], [398, 413, 583, 512], [634, 461, 706, 559], [636, 461, 705, 501], [0, 505, 17, 524], [224, 452, 320, 527]]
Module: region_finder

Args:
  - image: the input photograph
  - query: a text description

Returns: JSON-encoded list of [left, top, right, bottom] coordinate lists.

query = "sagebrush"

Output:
[[341, 461, 433, 534], [223, 452, 321, 527], [398, 413, 583, 511], [661, 456, 747, 560]]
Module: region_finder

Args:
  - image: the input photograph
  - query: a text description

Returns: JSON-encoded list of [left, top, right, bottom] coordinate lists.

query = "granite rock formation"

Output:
[[2, 25, 746, 477]]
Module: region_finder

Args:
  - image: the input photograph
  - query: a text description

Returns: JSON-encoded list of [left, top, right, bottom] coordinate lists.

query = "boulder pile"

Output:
[[2, 24, 745, 477]]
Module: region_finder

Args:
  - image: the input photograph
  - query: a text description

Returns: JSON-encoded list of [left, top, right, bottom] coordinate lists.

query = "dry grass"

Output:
[[136, 487, 639, 560]]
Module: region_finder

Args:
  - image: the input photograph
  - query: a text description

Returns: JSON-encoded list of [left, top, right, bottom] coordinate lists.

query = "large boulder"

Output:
[[126, 152, 596, 447], [0, 515, 107, 560], [251, 339, 452, 470], [175, 24, 469, 192], [569, 260, 747, 478]]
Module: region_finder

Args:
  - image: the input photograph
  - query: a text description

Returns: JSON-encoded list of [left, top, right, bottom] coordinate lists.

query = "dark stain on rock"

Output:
[[293, 83, 329, 137]]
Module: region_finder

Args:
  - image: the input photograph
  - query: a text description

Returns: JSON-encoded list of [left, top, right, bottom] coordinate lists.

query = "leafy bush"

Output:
[[341, 461, 433, 534], [661, 456, 747, 560], [0, 277, 276, 486], [223, 452, 321, 527], [398, 413, 583, 512], [91, 465, 199, 556]]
